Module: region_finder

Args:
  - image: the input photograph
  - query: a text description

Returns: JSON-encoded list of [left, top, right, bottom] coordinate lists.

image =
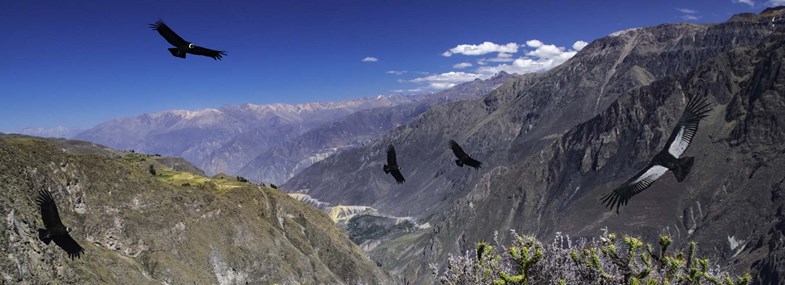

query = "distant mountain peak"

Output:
[[491, 71, 511, 79]]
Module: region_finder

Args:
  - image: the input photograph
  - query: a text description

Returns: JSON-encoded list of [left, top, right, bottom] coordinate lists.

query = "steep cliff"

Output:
[[284, 8, 785, 284]]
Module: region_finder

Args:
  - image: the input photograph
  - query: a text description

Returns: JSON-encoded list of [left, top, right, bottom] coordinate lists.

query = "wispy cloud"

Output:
[[386, 70, 406, 75], [362, 56, 378, 62], [741, 0, 785, 6], [677, 8, 700, 21], [767, 0, 785, 6], [733, 0, 755, 6], [442, 41, 519, 57], [681, 14, 700, 20], [452, 62, 473, 69]]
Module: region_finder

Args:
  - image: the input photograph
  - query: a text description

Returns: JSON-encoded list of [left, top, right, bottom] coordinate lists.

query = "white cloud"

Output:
[[572, 40, 589, 51], [442, 41, 519, 57], [525, 39, 543, 48], [476, 57, 557, 78], [452, 62, 473, 69], [475, 40, 584, 78], [362, 56, 378, 62], [477, 52, 516, 65], [676, 8, 701, 21], [526, 44, 570, 59], [767, 0, 785, 5], [411, 71, 480, 89], [411, 39, 586, 90], [681, 15, 699, 21], [387, 70, 406, 75], [734, 0, 755, 6]]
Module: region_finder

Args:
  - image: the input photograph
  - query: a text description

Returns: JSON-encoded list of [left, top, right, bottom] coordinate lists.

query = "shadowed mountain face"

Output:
[[0, 135, 393, 284], [283, 8, 785, 283]]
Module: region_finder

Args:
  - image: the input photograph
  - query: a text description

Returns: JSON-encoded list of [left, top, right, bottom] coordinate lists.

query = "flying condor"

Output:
[[449, 140, 482, 169], [149, 19, 227, 60], [36, 188, 85, 259], [383, 144, 406, 184], [601, 95, 712, 213]]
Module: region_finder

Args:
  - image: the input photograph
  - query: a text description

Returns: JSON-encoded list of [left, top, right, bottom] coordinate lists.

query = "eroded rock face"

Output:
[[0, 136, 393, 284], [283, 8, 785, 284]]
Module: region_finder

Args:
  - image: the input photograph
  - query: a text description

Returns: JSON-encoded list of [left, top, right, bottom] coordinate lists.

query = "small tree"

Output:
[[148, 164, 156, 176]]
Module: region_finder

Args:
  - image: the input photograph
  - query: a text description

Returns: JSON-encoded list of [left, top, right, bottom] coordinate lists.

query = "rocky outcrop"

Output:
[[0, 135, 393, 284]]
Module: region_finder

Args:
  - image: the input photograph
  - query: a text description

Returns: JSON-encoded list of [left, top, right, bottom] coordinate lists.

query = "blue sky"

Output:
[[0, 0, 776, 133]]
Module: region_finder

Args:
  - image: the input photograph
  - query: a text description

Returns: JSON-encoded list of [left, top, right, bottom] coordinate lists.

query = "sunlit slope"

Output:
[[0, 135, 392, 284]]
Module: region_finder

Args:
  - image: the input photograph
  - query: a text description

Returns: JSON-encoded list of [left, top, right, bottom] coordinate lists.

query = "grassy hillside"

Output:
[[0, 135, 392, 284]]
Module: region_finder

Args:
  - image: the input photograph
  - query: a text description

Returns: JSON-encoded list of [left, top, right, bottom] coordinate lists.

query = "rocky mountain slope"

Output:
[[0, 135, 393, 284], [283, 7, 785, 284], [238, 73, 513, 184]]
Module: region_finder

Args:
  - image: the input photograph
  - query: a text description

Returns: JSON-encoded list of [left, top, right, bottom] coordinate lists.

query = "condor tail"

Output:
[[168, 48, 186, 58], [38, 229, 52, 245], [672, 156, 695, 182]]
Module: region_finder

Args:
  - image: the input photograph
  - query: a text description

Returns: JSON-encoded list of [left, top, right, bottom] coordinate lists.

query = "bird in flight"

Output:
[[36, 188, 85, 259], [449, 140, 482, 169], [601, 95, 712, 213], [383, 145, 406, 184], [150, 19, 227, 60]]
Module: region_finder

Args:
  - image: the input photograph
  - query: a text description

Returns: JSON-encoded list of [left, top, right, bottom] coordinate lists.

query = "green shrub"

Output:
[[432, 229, 750, 285]]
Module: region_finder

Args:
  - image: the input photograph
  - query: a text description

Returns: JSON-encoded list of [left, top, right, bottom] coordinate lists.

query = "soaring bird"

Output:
[[36, 189, 84, 259], [149, 19, 227, 60], [601, 95, 712, 213], [449, 140, 482, 169], [383, 145, 405, 184]]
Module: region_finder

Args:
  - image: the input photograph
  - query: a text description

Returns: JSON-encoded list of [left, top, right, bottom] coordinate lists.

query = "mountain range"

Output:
[[74, 74, 511, 185], [282, 7, 785, 284]]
